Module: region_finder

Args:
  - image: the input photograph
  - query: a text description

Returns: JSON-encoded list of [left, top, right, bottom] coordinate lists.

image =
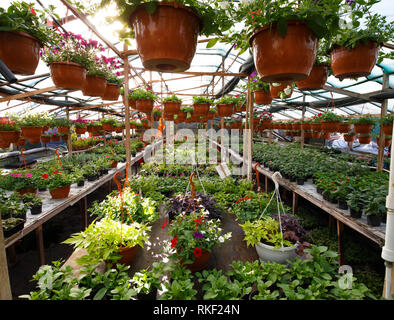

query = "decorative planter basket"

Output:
[[193, 103, 210, 117], [136, 99, 154, 114], [296, 63, 328, 91], [129, 2, 202, 72], [102, 82, 121, 101], [50, 185, 71, 199], [82, 75, 107, 97], [269, 82, 293, 99], [330, 41, 379, 79], [250, 20, 318, 82], [49, 61, 87, 90], [0, 31, 41, 75], [358, 135, 372, 144], [0, 131, 20, 144], [164, 101, 181, 115], [255, 242, 297, 264], [217, 104, 234, 117], [254, 90, 272, 105]]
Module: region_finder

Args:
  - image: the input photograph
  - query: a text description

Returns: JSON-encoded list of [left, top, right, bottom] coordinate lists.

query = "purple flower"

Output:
[[193, 232, 204, 239], [346, 0, 355, 5], [250, 71, 257, 78]]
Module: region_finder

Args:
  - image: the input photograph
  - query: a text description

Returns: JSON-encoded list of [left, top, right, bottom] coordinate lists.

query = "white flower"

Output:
[[219, 236, 225, 243], [218, 1, 230, 10], [283, 86, 292, 95]]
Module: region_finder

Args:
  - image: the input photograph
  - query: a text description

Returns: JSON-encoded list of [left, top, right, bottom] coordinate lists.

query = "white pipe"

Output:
[[385, 262, 392, 300]]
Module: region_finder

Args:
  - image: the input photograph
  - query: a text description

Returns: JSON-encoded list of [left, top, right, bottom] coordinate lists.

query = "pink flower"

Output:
[[15, 174, 22, 178], [26, 173, 32, 178]]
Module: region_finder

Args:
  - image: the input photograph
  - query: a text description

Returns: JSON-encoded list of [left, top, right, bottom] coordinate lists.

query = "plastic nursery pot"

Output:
[[118, 245, 139, 266], [296, 178, 305, 185], [57, 126, 70, 134], [383, 123, 393, 136], [136, 99, 154, 114], [0, 31, 41, 75], [296, 63, 328, 91], [367, 215, 381, 227], [330, 41, 379, 79], [254, 90, 272, 105], [20, 126, 43, 141], [181, 249, 211, 272], [249, 20, 318, 82], [337, 123, 351, 133], [30, 204, 42, 215], [354, 123, 373, 134], [82, 75, 107, 97], [0, 130, 20, 144], [77, 180, 85, 187], [344, 134, 356, 142], [321, 121, 340, 133], [137, 288, 158, 301], [255, 242, 297, 264], [193, 103, 210, 117], [350, 208, 362, 219], [338, 200, 348, 211], [164, 101, 181, 115], [49, 185, 71, 199], [49, 61, 87, 90], [102, 82, 121, 101], [269, 82, 293, 99], [3, 219, 25, 238], [217, 104, 234, 117], [358, 135, 372, 144], [129, 2, 202, 72]]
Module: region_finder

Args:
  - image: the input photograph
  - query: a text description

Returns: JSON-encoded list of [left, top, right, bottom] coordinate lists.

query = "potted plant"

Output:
[[152, 106, 162, 121], [165, 210, 231, 272], [16, 113, 46, 144], [0, 2, 57, 75], [133, 87, 158, 114], [73, 119, 88, 134], [8, 170, 39, 196], [344, 130, 356, 142], [179, 106, 194, 121], [101, 57, 123, 101], [63, 217, 151, 266], [0, 119, 20, 145], [351, 116, 376, 134], [247, 72, 272, 105], [40, 133, 51, 143], [269, 82, 294, 100], [101, 117, 117, 131], [358, 133, 372, 145], [40, 32, 92, 90], [2, 217, 25, 238], [337, 117, 351, 133], [130, 262, 166, 300], [23, 194, 43, 215], [163, 94, 182, 116], [96, 1, 231, 73], [320, 111, 342, 132], [50, 132, 60, 142], [365, 199, 384, 227], [51, 118, 72, 134], [381, 114, 394, 136], [46, 171, 74, 199], [192, 96, 212, 117], [215, 96, 237, 117]]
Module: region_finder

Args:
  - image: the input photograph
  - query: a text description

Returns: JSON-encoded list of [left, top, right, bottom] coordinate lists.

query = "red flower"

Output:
[[42, 173, 49, 179], [53, 170, 60, 174], [171, 236, 178, 248], [194, 217, 204, 226], [161, 219, 168, 229], [193, 247, 202, 258]]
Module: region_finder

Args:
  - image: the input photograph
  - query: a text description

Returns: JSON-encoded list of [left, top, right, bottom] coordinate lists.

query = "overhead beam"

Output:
[[131, 67, 248, 78], [0, 86, 58, 103]]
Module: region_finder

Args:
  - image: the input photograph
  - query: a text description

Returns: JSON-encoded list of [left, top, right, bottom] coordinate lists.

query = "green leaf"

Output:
[[277, 19, 288, 38], [93, 287, 107, 300], [145, 1, 157, 15], [206, 38, 219, 48]]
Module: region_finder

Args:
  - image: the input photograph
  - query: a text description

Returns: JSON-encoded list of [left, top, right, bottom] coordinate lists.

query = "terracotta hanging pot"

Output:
[[304, 131, 313, 138], [40, 135, 50, 143], [177, 112, 187, 122], [129, 2, 202, 72], [254, 90, 272, 105], [321, 121, 340, 133], [293, 123, 302, 131], [330, 41, 379, 79], [20, 126, 43, 141], [358, 135, 372, 144], [321, 132, 330, 140], [164, 101, 181, 115], [136, 99, 154, 114], [51, 135, 60, 142], [311, 131, 321, 139], [75, 127, 86, 135], [0, 140, 10, 148], [50, 185, 71, 199], [102, 123, 113, 131], [301, 123, 311, 131], [0, 31, 41, 75], [164, 113, 174, 121], [249, 20, 318, 82], [82, 75, 107, 97], [57, 126, 70, 134], [182, 249, 211, 272], [383, 123, 393, 136], [354, 123, 373, 134], [102, 82, 121, 101], [0, 130, 20, 144], [217, 104, 234, 117], [50, 61, 87, 90], [296, 63, 329, 91], [16, 138, 26, 147], [337, 123, 351, 133], [344, 134, 356, 142], [269, 82, 293, 99], [261, 120, 272, 129], [310, 123, 322, 131], [118, 245, 139, 266], [385, 138, 392, 147], [193, 103, 210, 117]]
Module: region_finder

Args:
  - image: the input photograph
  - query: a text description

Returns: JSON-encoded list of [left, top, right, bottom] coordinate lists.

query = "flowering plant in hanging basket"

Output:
[[165, 210, 231, 272], [16, 113, 46, 141], [192, 96, 212, 117], [163, 94, 182, 115], [358, 133, 372, 145], [0, 2, 58, 75], [245, 71, 272, 105], [344, 130, 356, 142], [351, 116, 376, 134], [102, 57, 123, 101], [0, 119, 20, 144], [319, 111, 342, 132], [380, 114, 394, 136], [180, 106, 194, 120], [133, 87, 158, 114], [101, 117, 117, 131], [50, 118, 72, 133], [73, 119, 88, 134], [215, 96, 238, 117], [152, 106, 163, 121], [50, 132, 61, 142]]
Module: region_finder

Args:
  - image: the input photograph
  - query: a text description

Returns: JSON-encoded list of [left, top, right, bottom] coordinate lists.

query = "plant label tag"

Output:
[[216, 163, 231, 179]]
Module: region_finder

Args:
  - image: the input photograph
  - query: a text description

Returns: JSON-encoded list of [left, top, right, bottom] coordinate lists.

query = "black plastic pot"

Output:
[[30, 204, 42, 215], [136, 288, 157, 300], [338, 200, 348, 210], [87, 175, 98, 182], [38, 188, 47, 192], [296, 178, 305, 185], [328, 197, 338, 204], [316, 187, 322, 195], [322, 193, 330, 201], [290, 176, 296, 182], [381, 214, 387, 224], [77, 180, 85, 187], [367, 215, 381, 227], [350, 208, 362, 219], [4, 219, 25, 238]]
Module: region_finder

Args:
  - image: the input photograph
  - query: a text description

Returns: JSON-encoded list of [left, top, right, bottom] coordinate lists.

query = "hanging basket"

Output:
[[354, 123, 373, 134], [51, 135, 60, 142], [301, 123, 311, 131], [129, 2, 202, 72], [118, 245, 139, 266], [16, 138, 26, 147], [385, 138, 391, 147], [40, 135, 50, 143], [136, 99, 154, 114], [217, 104, 234, 117], [0, 140, 10, 148], [181, 249, 211, 272], [321, 121, 340, 133], [0, 31, 41, 75], [82, 75, 107, 97], [57, 126, 70, 134], [255, 242, 297, 264], [330, 41, 379, 79], [321, 132, 330, 140], [102, 123, 113, 131], [254, 90, 272, 105], [310, 123, 322, 131], [102, 82, 121, 101], [50, 185, 71, 199], [20, 126, 43, 141], [311, 131, 321, 139], [304, 131, 313, 138], [193, 103, 210, 117], [0, 130, 20, 144], [383, 123, 393, 136], [75, 127, 86, 134], [164, 101, 181, 115], [337, 123, 351, 133], [49, 61, 87, 90], [269, 82, 293, 99], [358, 135, 372, 144], [249, 20, 318, 82], [296, 63, 328, 91]]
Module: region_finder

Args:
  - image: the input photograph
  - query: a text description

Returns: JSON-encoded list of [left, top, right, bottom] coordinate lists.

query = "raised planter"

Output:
[[82, 75, 107, 97], [0, 31, 41, 75], [249, 20, 318, 82], [217, 104, 234, 117], [129, 2, 202, 72], [296, 63, 328, 91], [255, 241, 297, 264], [330, 41, 379, 79], [102, 82, 121, 101], [49, 61, 87, 90], [254, 90, 272, 105], [49, 185, 71, 199]]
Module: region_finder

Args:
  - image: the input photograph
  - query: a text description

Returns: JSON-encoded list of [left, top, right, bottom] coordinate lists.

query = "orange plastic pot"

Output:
[[50, 61, 87, 90], [344, 134, 356, 142], [136, 99, 154, 114], [321, 132, 330, 140], [337, 123, 351, 133], [321, 121, 339, 133], [254, 90, 272, 105], [129, 2, 202, 72], [57, 126, 70, 134], [358, 135, 372, 144], [82, 75, 107, 97], [383, 123, 393, 136], [217, 104, 234, 117], [250, 21, 318, 82], [193, 103, 210, 117], [40, 135, 50, 143], [0, 31, 41, 75], [296, 64, 328, 91], [0, 130, 20, 144], [75, 127, 86, 135], [270, 82, 293, 99], [354, 123, 373, 134], [182, 249, 211, 272], [20, 126, 43, 140], [164, 101, 181, 115], [118, 245, 139, 266], [102, 83, 121, 101], [50, 185, 71, 199], [330, 41, 379, 79]]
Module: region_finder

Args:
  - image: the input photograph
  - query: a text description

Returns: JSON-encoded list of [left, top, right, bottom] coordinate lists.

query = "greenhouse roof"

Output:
[[0, 0, 393, 121]]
